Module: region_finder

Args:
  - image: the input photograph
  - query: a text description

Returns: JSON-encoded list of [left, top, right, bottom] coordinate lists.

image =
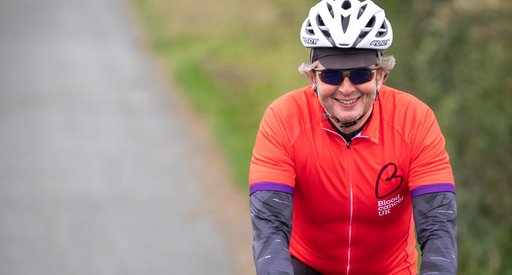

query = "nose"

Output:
[[337, 76, 356, 94]]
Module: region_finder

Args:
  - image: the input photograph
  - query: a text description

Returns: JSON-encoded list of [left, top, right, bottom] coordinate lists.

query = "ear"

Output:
[[381, 71, 389, 82], [306, 71, 316, 86], [376, 70, 388, 88]]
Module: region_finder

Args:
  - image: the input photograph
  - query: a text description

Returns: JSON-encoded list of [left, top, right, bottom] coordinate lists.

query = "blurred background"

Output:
[[0, 0, 253, 274], [1, 0, 510, 273], [130, 0, 512, 274]]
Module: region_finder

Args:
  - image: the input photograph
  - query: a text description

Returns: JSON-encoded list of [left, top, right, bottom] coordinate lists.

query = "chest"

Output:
[[292, 128, 411, 221]]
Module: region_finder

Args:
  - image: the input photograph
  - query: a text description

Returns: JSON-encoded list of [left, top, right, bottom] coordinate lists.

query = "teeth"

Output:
[[337, 98, 357, 104]]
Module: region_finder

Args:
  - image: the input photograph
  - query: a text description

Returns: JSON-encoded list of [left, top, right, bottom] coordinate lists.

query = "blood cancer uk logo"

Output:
[[375, 163, 405, 216]]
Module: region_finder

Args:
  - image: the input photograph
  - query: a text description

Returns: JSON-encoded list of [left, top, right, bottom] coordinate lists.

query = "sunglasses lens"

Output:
[[349, 69, 374, 84], [318, 69, 374, 85], [318, 70, 344, 85]]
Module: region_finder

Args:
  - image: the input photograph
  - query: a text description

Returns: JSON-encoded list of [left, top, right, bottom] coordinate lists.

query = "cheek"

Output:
[[359, 82, 378, 96], [317, 85, 338, 98], [361, 79, 377, 90], [317, 91, 335, 105]]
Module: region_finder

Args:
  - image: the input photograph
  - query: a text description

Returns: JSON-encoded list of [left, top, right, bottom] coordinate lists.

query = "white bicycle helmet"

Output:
[[300, 0, 393, 50]]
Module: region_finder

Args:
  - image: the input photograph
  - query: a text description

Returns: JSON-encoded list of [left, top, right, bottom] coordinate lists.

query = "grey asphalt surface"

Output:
[[0, 0, 253, 274]]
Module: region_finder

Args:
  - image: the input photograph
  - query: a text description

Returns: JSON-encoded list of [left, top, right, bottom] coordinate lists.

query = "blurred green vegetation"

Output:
[[130, 0, 512, 273]]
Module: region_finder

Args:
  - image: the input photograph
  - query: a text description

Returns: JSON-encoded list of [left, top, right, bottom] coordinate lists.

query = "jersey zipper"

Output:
[[346, 141, 353, 275], [328, 131, 354, 274], [322, 126, 370, 275], [344, 135, 368, 275]]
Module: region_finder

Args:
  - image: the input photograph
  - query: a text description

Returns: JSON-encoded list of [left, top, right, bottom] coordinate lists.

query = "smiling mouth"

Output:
[[335, 97, 359, 105]]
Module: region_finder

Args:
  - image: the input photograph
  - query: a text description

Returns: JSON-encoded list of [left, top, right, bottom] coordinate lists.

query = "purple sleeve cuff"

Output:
[[411, 183, 455, 198], [249, 182, 294, 195]]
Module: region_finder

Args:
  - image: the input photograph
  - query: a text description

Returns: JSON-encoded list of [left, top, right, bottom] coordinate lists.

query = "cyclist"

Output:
[[249, 0, 457, 274]]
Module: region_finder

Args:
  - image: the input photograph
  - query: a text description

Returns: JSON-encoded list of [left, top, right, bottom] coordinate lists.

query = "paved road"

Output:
[[0, 0, 253, 274]]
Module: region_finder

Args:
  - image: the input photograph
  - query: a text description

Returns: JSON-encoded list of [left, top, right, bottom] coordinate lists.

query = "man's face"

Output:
[[313, 64, 384, 130]]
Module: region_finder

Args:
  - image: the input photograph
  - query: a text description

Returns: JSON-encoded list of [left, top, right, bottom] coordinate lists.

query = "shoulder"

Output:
[[258, 86, 321, 145], [267, 86, 317, 115], [262, 86, 320, 127], [378, 86, 436, 124], [376, 86, 440, 141], [378, 86, 432, 113]]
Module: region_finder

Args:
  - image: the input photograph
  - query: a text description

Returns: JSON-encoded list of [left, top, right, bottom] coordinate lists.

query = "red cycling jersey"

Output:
[[249, 85, 455, 274]]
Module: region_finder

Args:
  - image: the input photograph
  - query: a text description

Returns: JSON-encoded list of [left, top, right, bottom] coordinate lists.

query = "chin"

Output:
[[336, 113, 360, 122]]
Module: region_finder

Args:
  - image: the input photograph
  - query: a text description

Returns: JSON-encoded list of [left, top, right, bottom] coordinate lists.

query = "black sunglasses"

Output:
[[314, 68, 376, 85]]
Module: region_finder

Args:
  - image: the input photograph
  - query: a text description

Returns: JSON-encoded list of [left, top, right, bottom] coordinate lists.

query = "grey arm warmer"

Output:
[[250, 191, 294, 275], [413, 192, 457, 274]]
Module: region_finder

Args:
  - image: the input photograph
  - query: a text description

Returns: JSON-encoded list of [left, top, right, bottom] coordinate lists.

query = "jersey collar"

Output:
[[318, 95, 380, 144]]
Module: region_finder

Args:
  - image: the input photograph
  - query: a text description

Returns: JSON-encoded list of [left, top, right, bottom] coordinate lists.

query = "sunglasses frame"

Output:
[[313, 68, 377, 85]]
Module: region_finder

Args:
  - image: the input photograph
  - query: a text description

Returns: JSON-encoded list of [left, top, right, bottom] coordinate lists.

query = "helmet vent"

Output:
[[358, 30, 369, 40], [305, 20, 315, 35], [365, 16, 376, 29], [377, 21, 388, 37], [326, 3, 334, 17], [316, 14, 327, 28], [316, 14, 335, 46], [341, 15, 350, 33], [341, 0, 351, 10], [357, 4, 367, 19]]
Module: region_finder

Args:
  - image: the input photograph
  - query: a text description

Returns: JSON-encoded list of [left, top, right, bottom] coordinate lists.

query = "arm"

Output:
[[250, 190, 294, 275], [412, 191, 457, 274]]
